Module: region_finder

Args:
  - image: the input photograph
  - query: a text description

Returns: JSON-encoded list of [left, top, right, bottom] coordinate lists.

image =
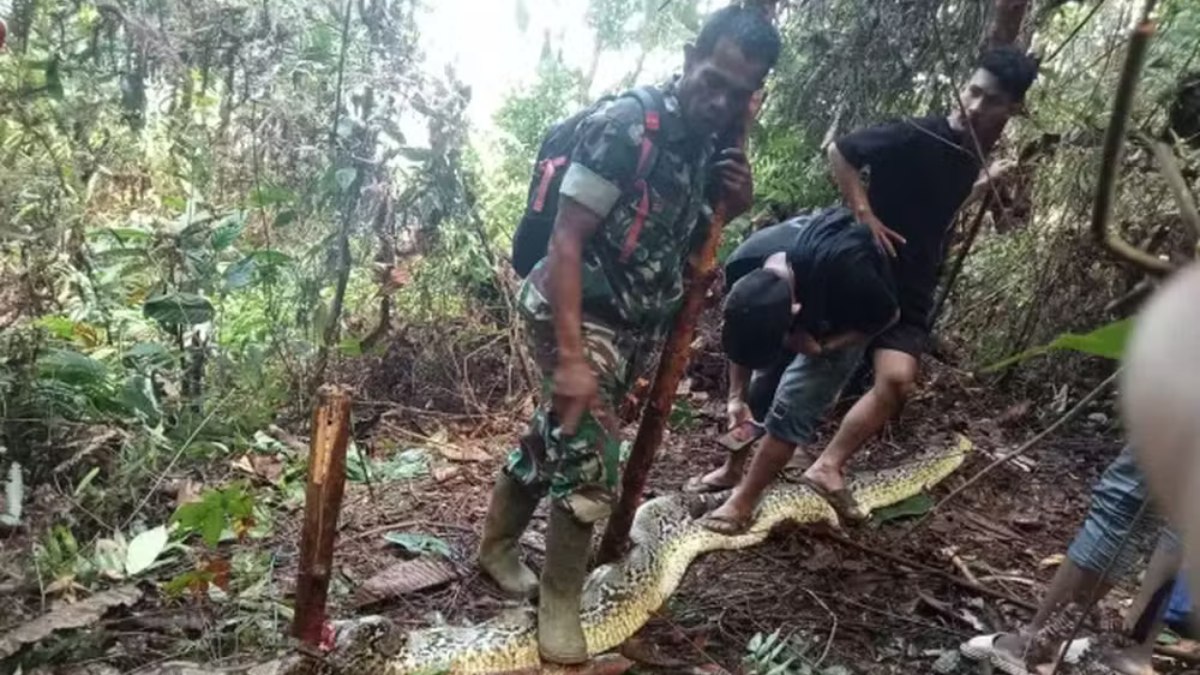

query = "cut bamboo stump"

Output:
[[291, 385, 353, 647]]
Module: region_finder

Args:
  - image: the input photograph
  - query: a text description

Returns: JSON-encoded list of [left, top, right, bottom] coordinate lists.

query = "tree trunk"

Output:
[[985, 0, 1032, 49]]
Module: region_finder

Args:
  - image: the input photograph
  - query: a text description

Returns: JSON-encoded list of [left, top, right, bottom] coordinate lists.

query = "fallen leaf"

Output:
[[432, 465, 461, 483], [353, 558, 458, 607], [125, 525, 168, 576], [0, 585, 142, 658], [435, 443, 490, 463], [1039, 553, 1066, 569], [383, 532, 452, 558], [174, 479, 204, 508], [249, 454, 285, 483]]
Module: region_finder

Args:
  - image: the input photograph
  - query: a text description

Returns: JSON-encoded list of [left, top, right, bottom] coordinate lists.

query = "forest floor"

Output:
[[3, 318, 1197, 674]]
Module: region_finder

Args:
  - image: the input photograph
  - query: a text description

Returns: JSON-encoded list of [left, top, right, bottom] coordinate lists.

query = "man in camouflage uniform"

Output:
[[477, 6, 781, 665]]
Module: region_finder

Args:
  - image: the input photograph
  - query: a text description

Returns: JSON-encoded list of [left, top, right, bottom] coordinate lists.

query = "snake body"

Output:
[[327, 436, 972, 674]]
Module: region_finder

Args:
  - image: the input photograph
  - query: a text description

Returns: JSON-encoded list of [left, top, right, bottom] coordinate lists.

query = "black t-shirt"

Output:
[[724, 209, 897, 338], [835, 116, 980, 327]]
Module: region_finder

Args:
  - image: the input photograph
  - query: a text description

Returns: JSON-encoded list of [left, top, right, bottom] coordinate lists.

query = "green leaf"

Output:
[[119, 375, 161, 422], [335, 167, 358, 191], [143, 292, 214, 328], [870, 493, 934, 527], [346, 448, 429, 483], [273, 209, 298, 228], [337, 338, 363, 357], [383, 532, 452, 558], [983, 319, 1133, 372], [35, 315, 78, 339], [210, 212, 247, 251], [225, 256, 258, 290], [125, 525, 168, 576], [172, 485, 255, 548], [123, 342, 174, 371], [249, 185, 296, 207], [38, 349, 107, 385]]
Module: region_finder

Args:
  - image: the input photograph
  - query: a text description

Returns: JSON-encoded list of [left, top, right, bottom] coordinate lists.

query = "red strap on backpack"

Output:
[[531, 156, 569, 213], [619, 110, 661, 262]]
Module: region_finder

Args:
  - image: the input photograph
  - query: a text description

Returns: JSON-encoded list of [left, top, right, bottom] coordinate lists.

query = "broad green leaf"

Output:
[[125, 525, 168, 575], [143, 292, 214, 328], [335, 167, 358, 191], [123, 342, 174, 371], [38, 349, 107, 385], [119, 375, 161, 422], [383, 532, 452, 558], [273, 209, 298, 228], [983, 319, 1133, 373], [210, 212, 247, 251], [225, 256, 258, 290], [870, 493, 934, 527]]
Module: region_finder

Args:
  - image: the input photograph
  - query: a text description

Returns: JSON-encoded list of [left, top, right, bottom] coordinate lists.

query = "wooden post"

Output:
[[291, 385, 353, 646], [596, 98, 758, 564]]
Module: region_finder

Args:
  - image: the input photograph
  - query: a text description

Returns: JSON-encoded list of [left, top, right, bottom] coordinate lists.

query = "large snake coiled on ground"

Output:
[[320, 436, 973, 674]]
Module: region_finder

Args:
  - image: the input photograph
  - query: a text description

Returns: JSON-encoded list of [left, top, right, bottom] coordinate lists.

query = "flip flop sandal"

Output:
[[698, 511, 753, 536], [798, 476, 868, 523], [960, 634, 1091, 673], [683, 475, 737, 494]]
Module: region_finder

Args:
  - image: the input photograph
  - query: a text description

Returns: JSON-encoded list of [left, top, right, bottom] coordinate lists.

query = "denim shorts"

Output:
[[1066, 445, 1179, 579], [744, 344, 865, 447]]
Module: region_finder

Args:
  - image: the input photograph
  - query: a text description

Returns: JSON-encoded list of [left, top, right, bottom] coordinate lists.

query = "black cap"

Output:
[[722, 269, 792, 369]]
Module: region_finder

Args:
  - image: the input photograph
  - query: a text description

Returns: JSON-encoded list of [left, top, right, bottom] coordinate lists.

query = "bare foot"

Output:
[[802, 460, 846, 493], [699, 463, 741, 489]]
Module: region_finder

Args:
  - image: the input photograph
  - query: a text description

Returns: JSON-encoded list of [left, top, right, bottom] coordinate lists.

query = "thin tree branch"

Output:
[[1090, 0, 1174, 275]]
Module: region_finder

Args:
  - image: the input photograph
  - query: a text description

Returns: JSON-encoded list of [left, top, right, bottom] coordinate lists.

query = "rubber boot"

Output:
[[477, 472, 539, 599], [537, 503, 593, 664]]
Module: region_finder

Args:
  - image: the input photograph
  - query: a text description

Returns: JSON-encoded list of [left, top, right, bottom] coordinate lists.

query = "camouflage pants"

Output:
[[503, 280, 641, 524]]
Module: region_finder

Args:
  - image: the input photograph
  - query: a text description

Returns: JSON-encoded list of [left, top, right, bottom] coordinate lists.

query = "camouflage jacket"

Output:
[[530, 80, 714, 335]]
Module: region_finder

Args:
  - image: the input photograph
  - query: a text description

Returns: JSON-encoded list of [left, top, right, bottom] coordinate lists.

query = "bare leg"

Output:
[[1104, 537, 1182, 675], [703, 434, 797, 528], [993, 558, 1115, 658], [804, 349, 918, 492], [698, 446, 751, 489]]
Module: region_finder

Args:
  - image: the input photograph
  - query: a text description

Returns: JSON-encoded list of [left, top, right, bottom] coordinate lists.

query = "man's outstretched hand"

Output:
[[712, 148, 753, 219], [553, 356, 598, 435]]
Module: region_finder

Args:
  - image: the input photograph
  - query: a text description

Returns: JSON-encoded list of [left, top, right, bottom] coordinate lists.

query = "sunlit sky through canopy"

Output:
[[417, 0, 721, 132]]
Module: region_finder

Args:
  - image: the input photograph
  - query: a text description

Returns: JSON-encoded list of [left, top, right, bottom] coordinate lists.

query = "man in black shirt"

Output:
[[797, 46, 1039, 518]]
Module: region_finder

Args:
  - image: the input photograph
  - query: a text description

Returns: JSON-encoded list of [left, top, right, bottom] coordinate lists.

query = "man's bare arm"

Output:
[[547, 197, 603, 432], [828, 144, 905, 257]]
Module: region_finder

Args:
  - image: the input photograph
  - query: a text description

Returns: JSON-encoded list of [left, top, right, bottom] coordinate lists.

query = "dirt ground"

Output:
[[3, 322, 1191, 674], [269, 335, 1183, 674]]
